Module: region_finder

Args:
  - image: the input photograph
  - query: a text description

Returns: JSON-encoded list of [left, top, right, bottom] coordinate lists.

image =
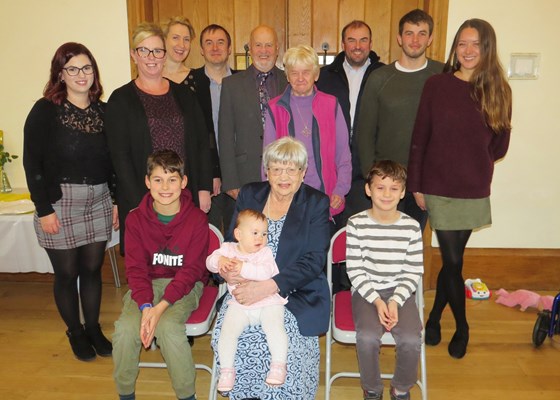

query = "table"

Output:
[[0, 213, 53, 273], [0, 192, 121, 285]]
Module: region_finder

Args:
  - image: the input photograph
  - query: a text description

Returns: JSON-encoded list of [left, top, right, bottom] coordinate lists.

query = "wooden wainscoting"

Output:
[[424, 246, 560, 291], [2, 242, 559, 292]]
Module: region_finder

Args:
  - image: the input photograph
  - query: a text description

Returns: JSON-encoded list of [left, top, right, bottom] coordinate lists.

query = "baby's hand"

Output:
[[218, 257, 242, 276], [228, 258, 243, 274], [218, 256, 234, 273]]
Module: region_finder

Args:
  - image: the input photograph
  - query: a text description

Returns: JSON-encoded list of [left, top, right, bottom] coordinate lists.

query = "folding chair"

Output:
[[139, 223, 225, 400], [105, 229, 121, 287], [325, 227, 428, 400]]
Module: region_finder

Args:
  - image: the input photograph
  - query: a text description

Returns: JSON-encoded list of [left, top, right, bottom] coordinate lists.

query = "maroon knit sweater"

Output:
[[407, 73, 510, 199]]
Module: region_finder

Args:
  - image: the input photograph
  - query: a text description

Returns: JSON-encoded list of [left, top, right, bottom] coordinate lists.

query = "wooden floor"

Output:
[[1, 265, 559, 399]]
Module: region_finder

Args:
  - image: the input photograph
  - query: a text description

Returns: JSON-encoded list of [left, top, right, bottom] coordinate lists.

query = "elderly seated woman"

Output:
[[263, 44, 351, 218], [211, 137, 331, 399]]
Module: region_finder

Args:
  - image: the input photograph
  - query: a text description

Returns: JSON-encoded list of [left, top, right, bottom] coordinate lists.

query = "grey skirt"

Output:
[[424, 194, 491, 230], [34, 183, 112, 250]]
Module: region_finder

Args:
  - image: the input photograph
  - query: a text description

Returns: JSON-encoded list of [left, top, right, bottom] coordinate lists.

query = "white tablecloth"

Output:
[[0, 213, 119, 274], [0, 213, 53, 273]]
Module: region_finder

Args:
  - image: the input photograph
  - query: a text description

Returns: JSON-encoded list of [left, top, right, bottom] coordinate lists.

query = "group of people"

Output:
[[22, 6, 511, 400]]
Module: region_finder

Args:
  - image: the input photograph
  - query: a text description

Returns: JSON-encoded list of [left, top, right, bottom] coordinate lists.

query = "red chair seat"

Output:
[[334, 290, 355, 331], [186, 286, 218, 324]]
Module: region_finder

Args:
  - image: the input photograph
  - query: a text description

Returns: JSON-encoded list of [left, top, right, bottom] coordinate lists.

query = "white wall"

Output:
[[0, 0, 130, 189], [1, 0, 558, 249]]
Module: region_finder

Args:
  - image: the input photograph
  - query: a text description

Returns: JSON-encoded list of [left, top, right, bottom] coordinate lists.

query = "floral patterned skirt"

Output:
[[211, 293, 320, 399]]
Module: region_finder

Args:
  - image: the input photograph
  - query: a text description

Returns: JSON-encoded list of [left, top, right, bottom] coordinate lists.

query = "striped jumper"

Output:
[[346, 210, 424, 306]]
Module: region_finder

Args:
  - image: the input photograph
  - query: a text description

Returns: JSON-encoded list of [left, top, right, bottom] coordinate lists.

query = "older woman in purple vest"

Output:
[[263, 44, 351, 218]]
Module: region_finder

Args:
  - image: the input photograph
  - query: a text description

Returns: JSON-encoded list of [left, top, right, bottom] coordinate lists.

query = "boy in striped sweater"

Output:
[[347, 160, 423, 400]]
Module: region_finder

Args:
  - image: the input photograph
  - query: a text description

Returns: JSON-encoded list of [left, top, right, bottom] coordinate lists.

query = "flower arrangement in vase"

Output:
[[0, 142, 19, 193]]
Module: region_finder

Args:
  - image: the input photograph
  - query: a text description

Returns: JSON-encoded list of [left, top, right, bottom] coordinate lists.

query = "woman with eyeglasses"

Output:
[[23, 42, 118, 362], [263, 45, 351, 224], [212, 137, 331, 399], [105, 22, 212, 254]]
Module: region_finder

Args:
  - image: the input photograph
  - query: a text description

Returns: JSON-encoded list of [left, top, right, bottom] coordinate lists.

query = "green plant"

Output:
[[0, 144, 18, 168]]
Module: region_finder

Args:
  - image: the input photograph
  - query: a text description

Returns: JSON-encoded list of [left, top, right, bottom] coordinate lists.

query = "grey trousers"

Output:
[[113, 279, 203, 398], [352, 288, 422, 393]]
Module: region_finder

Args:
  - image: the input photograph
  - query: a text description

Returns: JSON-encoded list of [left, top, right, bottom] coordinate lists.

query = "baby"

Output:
[[206, 209, 288, 392]]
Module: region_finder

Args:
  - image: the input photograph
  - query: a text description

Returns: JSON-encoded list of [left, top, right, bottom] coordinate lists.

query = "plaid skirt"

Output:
[[34, 183, 112, 250]]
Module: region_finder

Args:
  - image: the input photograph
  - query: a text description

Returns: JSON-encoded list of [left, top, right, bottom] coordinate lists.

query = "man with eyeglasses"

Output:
[[183, 24, 237, 233], [218, 25, 288, 202]]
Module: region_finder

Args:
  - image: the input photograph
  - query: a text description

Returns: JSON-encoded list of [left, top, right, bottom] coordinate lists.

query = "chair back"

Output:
[[327, 227, 347, 295], [208, 223, 223, 255], [186, 224, 224, 329]]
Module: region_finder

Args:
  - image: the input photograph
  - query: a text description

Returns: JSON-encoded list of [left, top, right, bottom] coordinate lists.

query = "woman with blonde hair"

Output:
[[106, 22, 212, 253], [162, 16, 195, 83], [407, 18, 512, 359], [263, 44, 351, 221]]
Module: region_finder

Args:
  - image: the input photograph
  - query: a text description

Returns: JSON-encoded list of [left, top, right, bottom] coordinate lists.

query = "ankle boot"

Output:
[[85, 323, 113, 357], [448, 327, 469, 359], [66, 327, 96, 361]]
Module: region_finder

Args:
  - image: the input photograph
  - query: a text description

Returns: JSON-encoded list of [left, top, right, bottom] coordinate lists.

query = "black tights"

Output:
[[45, 241, 107, 331], [429, 230, 472, 332]]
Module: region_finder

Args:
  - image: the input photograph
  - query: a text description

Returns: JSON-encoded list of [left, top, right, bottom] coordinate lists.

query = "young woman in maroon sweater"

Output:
[[407, 19, 512, 359]]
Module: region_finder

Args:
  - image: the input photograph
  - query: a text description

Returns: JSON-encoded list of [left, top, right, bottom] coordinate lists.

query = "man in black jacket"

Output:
[[316, 20, 385, 229], [184, 24, 236, 232]]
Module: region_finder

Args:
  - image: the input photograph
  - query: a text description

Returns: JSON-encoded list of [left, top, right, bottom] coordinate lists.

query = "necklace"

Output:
[[294, 104, 311, 137]]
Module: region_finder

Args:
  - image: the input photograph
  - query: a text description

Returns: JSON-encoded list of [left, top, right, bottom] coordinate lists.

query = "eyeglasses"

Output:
[[62, 65, 94, 76], [267, 167, 302, 176], [135, 47, 166, 59]]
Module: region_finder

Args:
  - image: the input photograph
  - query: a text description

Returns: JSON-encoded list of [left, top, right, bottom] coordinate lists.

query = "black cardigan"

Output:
[[105, 79, 212, 250], [183, 67, 238, 179], [23, 98, 114, 217]]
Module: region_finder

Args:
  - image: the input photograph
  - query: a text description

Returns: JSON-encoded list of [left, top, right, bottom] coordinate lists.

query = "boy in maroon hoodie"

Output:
[[112, 150, 209, 400]]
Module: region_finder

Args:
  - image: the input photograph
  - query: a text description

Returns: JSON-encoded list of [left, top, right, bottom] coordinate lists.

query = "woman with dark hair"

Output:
[[407, 19, 512, 359], [23, 42, 118, 361]]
